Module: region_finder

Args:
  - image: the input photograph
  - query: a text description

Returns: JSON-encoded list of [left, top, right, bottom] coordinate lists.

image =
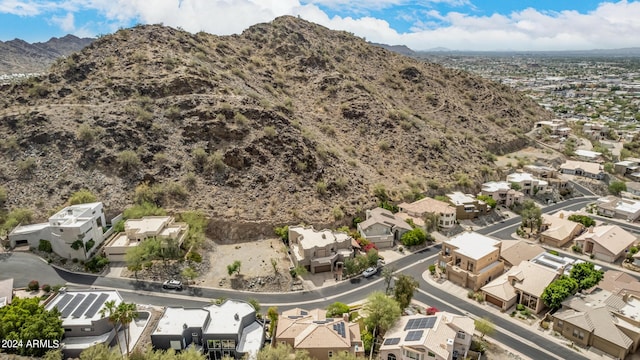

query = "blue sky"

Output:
[[1, 0, 639, 51]]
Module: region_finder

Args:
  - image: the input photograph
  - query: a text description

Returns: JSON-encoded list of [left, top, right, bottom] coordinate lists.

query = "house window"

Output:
[[387, 355, 397, 360], [208, 340, 221, 349], [572, 329, 585, 340], [222, 340, 235, 349], [557, 320, 563, 327], [444, 247, 450, 256], [328, 351, 333, 357], [456, 331, 465, 339], [428, 352, 435, 358], [60, 229, 64, 232], [467, 263, 474, 272], [403, 349, 422, 360]]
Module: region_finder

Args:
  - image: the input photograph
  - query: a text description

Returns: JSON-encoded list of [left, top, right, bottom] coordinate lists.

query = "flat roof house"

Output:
[[438, 232, 504, 291], [45, 289, 123, 359], [482, 261, 560, 314], [551, 289, 640, 359], [104, 216, 189, 262], [506, 172, 549, 196], [574, 225, 637, 263], [151, 299, 264, 360], [379, 312, 474, 360], [539, 213, 584, 248], [479, 181, 524, 207], [445, 192, 487, 220], [398, 197, 457, 229], [275, 308, 364, 360], [8, 202, 110, 260], [357, 207, 413, 249], [288, 226, 354, 275], [597, 196, 640, 222], [0, 278, 13, 308]]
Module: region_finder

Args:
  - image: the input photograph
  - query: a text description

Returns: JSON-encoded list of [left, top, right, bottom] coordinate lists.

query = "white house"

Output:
[[506, 172, 549, 196], [8, 202, 114, 260]]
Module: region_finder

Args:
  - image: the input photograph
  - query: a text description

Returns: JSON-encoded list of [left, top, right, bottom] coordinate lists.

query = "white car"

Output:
[[362, 267, 377, 278], [162, 279, 183, 290]]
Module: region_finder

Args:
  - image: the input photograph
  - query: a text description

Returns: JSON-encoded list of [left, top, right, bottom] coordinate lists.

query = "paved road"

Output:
[[0, 251, 67, 286]]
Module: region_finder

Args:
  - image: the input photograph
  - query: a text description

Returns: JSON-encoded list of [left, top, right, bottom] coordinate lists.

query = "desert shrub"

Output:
[[85, 255, 110, 273], [316, 181, 327, 195], [42, 284, 51, 293], [263, 126, 276, 137], [116, 150, 141, 172], [68, 189, 97, 205], [0, 186, 6, 206], [516, 303, 525, 311], [187, 251, 203, 263], [17, 157, 37, 175], [38, 240, 53, 253], [28, 280, 39, 291], [428, 264, 436, 275]]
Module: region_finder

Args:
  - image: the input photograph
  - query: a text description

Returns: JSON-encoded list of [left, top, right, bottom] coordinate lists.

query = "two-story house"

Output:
[[505, 172, 549, 196], [397, 197, 456, 229], [45, 288, 124, 358], [151, 299, 264, 360], [8, 202, 114, 260], [479, 181, 524, 207], [103, 216, 189, 261], [288, 226, 355, 274], [357, 207, 413, 248], [438, 232, 504, 291], [445, 192, 487, 220], [378, 312, 474, 360], [275, 308, 363, 359]]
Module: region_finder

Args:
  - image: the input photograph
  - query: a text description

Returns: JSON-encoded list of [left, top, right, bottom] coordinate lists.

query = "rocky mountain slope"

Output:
[[0, 35, 94, 75], [0, 16, 552, 236]]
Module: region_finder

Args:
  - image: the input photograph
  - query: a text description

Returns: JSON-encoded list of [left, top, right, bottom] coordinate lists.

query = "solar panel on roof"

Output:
[[423, 317, 436, 329], [405, 330, 424, 342], [404, 317, 436, 330], [339, 322, 345, 338], [383, 338, 400, 345], [53, 294, 73, 312], [71, 293, 97, 318], [61, 294, 85, 318], [84, 293, 109, 318]]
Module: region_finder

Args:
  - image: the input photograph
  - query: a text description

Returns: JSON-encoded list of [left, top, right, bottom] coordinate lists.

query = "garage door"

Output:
[[485, 294, 504, 309], [313, 264, 332, 273]]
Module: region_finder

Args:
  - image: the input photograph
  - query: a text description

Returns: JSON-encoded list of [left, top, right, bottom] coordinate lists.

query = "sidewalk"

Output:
[[422, 270, 616, 360]]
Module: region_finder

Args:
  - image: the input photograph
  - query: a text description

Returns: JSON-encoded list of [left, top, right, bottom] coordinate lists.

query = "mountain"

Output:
[[0, 34, 94, 75], [0, 17, 552, 237], [369, 43, 415, 56]]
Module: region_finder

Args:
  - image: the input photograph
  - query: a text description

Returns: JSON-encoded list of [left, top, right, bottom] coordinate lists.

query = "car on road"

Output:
[[162, 279, 183, 290], [362, 267, 377, 278]]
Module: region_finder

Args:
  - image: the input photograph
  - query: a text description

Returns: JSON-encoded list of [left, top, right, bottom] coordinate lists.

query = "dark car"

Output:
[[162, 279, 183, 290]]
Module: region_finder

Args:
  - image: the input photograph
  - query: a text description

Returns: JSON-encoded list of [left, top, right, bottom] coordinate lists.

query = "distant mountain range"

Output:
[[0, 35, 94, 75], [415, 47, 640, 57]]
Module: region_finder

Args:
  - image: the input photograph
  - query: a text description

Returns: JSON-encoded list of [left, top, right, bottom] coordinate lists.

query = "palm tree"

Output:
[[117, 302, 139, 356], [99, 300, 122, 356]]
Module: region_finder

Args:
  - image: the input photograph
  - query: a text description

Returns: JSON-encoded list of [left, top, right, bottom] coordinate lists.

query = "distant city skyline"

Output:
[[1, 0, 640, 51]]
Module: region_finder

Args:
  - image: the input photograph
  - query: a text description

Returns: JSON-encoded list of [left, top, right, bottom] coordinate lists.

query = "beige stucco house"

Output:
[[597, 196, 640, 222], [438, 232, 504, 291], [288, 226, 355, 274], [357, 207, 413, 248], [479, 181, 524, 207], [103, 216, 189, 262], [539, 213, 584, 248], [445, 192, 487, 220], [378, 312, 474, 360], [499, 240, 545, 268], [481, 261, 560, 314], [598, 270, 640, 298], [551, 289, 640, 359], [574, 225, 637, 263], [275, 308, 363, 360], [559, 160, 605, 180], [397, 197, 456, 229]]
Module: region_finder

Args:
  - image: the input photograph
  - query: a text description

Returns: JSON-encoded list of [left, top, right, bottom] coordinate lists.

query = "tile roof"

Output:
[[359, 207, 413, 232], [576, 225, 637, 257], [482, 261, 558, 301], [500, 240, 545, 266], [540, 214, 583, 242], [398, 197, 455, 215]]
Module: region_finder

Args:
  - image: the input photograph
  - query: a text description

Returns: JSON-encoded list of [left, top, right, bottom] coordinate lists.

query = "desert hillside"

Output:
[[0, 16, 552, 236]]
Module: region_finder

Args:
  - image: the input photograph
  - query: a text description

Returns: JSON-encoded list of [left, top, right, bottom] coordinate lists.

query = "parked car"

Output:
[[162, 279, 183, 290], [362, 267, 377, 278]]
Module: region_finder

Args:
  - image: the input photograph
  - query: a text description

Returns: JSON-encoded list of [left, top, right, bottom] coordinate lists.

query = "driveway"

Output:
[[0, 251, 67, 287]]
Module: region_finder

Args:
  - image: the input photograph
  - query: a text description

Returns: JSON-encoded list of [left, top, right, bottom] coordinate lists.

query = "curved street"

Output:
[[0, 196, 602, 360]]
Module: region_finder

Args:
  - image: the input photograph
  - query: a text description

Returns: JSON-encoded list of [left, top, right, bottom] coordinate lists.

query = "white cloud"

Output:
[[2, 0, 640, 50], [50, 11, 74, 32]]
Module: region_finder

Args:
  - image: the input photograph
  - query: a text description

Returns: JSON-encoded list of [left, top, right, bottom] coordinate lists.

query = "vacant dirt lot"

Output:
[[199, 238, 294, 292]]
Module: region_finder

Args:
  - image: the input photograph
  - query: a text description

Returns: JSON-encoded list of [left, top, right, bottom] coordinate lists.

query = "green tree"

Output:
[[609, 181, 627, 195], [177, 211, 208, 250], [68, 189, 97, 205], [125, 245, 146, 279], [79, 343, 122, 360], [603, 162, 615, 173], [181, 266, 198, 284], [123, 202, 166, 219], [290, 264, 308, 278], [99, 300, 122, 356], [520, 200, 542, 232], [117, 302, 139, 356], [541, 275, 579, 309], [567, 214, 596, 228], [382, 266, 395, 295], [227, 260, 242, 276], [363, 291, 401, 335], [477, 194, 497, 209], [274, 225, 289, 242], [393, 274, 419, 310], [474, 317, 495, 339], [401, 228, 427, 246], [570, 261, 604, 291], [0, 297, 64, 357], [510, 182, 521, 191], [256, 343, 312, 360], [326, 302, 350, 317], [366, 249, 380, 267], [248, 298, 261, 314], [422, 212, 440, 232], [267, 306, 279, 337]]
